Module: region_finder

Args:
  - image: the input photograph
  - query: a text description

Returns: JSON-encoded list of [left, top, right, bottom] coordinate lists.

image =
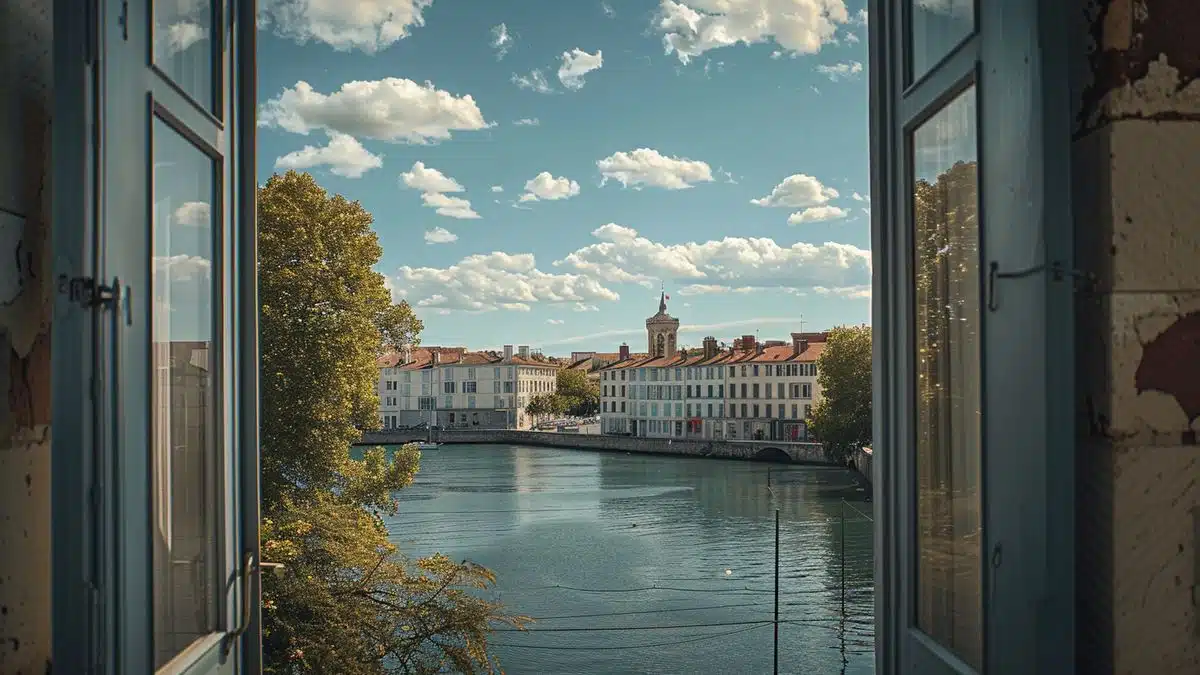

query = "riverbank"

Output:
[[359, 428, 834, 465]]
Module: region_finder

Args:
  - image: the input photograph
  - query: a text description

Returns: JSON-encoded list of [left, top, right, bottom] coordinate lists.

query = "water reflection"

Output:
[[384, 444, 875, 674]]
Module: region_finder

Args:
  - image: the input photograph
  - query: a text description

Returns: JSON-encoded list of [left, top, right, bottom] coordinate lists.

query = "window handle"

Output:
[[225, 551, 256, 650]]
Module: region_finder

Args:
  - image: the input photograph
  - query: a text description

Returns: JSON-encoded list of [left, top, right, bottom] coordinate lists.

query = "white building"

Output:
[[377, 344, 558, 430], [598, 294, 824, 441]]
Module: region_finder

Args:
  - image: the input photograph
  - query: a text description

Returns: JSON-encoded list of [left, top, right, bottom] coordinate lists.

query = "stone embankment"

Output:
[[849, 446, 874, 487], [358, 428, 834, 465]]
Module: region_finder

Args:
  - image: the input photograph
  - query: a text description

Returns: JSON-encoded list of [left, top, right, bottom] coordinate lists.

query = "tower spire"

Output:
[[659, 289, 667, 314]]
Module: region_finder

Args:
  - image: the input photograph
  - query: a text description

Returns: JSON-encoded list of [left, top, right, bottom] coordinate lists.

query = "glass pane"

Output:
[[152, 116, 219, 666], [154, 0, 216, 110], [910, 0, 975, 82], [912, 86, 982, 669]]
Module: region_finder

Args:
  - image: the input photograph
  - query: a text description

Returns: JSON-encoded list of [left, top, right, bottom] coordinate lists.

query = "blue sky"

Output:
[[255, 0, 872, 353]]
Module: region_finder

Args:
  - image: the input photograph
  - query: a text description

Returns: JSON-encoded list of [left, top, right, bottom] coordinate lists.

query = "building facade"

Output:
[[598, 295, 825, 441], [377, 344, 558, 430]]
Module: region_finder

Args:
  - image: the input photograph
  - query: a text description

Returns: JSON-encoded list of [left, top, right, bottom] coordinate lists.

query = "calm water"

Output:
[[382, 444, 875, 674]]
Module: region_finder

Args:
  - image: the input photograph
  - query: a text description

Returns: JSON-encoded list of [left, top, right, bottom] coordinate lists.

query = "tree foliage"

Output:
[[808, 325, 872, 462], [554, 369, 600, 417], [258, 171, 525, 674], [525, 392, 567, 420]]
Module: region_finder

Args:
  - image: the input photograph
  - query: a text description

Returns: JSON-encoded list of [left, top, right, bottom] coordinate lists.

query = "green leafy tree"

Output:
[[258, 171, 525, 674], [808, 325, 872, 463], [555, 369, 600, 417], [525, 393, 567, 422]]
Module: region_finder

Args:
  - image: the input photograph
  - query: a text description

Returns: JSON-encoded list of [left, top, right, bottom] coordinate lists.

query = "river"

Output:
[[382, 444, 875, 674]]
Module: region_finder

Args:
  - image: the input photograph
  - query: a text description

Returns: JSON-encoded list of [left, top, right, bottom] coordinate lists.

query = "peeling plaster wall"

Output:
[[0, 0, 54, 671], [1073, 2, 1200, 673]]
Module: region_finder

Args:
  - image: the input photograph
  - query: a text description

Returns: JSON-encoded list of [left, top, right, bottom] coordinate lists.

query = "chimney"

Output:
[[741, 335, 756, 352], [619, 343, 630, 360], [503, 345, 513, 362], [791, 332, 810, 355], [518, 345, 530, 359], [756, 343, 765, 355], [703, 336, 717, 359], [431, 351, 441, 365], [401, 345, 413, 363]]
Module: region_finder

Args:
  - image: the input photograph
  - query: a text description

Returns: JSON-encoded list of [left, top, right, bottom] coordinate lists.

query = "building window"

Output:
[[741, 383, 747, 398], [777, 382, 784, 399], [468, 395, 476, 408], [802, 383, 812, 398], [752, 365, 759, 376], [766, 404, 772, 418], [792, 404, 798, 419], [752, 404, 759, 418], [741, 404, 747, 418], [464, 381, 477, 393]]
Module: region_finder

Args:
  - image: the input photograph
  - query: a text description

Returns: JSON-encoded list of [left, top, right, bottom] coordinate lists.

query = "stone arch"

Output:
[[754, 447, 792, 463]]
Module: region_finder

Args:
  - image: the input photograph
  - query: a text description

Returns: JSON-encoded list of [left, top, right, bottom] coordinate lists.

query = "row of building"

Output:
[[377, 294, 827, 441], [377, 344, 559, 430], [596, 294, 825, 441]]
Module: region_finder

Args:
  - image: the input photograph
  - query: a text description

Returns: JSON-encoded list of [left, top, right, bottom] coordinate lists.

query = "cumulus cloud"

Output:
[[154, 254, 212, 282], [400, 162, 480, 218], [558, 48, 603, 89], [519, 172, 581, 203], [851, 191, 869, 202], [392, 252, 621, 312], [547, 318, 565, 325], [274, 132, 383, 178], [751, 174, 839, 208], [259, 79, 490, 144], [596, 148, 714, 190], [420, 192, 480, 219], [173, 201, 211, 227], [554, 223, 871, 293], [424, 227, 458, 244], [401, 161, 464, 193], [655, 0, 849, 64], [513, 117, 540, 126], [257, 0, 433, 53], [490, 185, 504, 192], [512, 70, 554, 94], [816, 60, 863, 81], [490, 22, 513, 59], [788, 205, 849, 224]]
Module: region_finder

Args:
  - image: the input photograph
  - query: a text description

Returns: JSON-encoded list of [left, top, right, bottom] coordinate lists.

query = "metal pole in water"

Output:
[[774, 508, 780, 675], [840, 499, 846, 620]]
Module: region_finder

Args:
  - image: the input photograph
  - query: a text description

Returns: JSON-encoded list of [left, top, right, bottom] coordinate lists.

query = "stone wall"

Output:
[[358, 429, 834, 465], [1072, 1, 1200, 672], [849, 446, 874, 487], [0, 0, 53, 671]]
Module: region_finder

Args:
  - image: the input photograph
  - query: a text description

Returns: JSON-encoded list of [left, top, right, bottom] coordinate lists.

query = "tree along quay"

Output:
[[358, 428, 838, 465]]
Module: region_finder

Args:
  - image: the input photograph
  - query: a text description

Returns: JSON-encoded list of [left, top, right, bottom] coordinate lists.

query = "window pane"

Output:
[[912, 85, 982, 669], [152, 116, 219, 666], [910, 0, 974, 82], [154, 0, 216, 110]]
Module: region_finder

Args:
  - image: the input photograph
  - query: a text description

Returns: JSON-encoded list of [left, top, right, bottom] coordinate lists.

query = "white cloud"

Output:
[[401, 161, 464, 193], [655, 0, 850, 64], [512, 70, 554, 94], [573, 303, 600, 312], [424, 227, 458, 244], [519, 172, 581, 202], [154, 254, 211, 281], [601, 2, 615, 17], [173, 201, 211, 227], [851, 191, 869, 201], [549, 316, 814, 347], [816, 60, 863, 81], [490, 23, 513, 59], [400, 162, 479, 218], [274, 132, 383, 178], [788, 205, 850, 224], [558, 48, 604, 90], [844, 31, 860, 44], [915, 0, 970, 17], [851, 8, 868, 25], [555, 223, 871, 293], [259, 79, 490, 144], [393, 252, 621, 312], [814, 284, 871, 299], [513, 117, 540, 126], [420, 192, 480, 219], [597, 148, 714, 190], [547, 318, 565, 325], [491, 185, 504, 192], [257, 0, 433, 53], [751, 174, 839, 208]]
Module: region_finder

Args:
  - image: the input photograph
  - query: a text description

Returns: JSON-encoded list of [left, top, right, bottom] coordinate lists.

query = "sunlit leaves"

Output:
[[808, 325, 872, 461]]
